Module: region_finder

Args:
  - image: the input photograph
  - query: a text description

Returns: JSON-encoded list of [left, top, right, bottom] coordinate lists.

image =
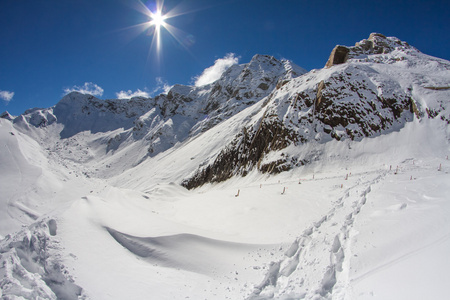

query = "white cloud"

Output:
[[116, 89, 150, 99], [152, 77, 172, 95], [64, 82, 104, 97], [194, 53, 239, 87], [0, 90, 14, 102], [115, 78, 172, 100]]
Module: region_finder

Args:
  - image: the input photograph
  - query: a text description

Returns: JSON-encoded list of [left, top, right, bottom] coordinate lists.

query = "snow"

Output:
[[1, 35, 450, 299], [350, 168, 450, 300], [2, 114, 449, 299]]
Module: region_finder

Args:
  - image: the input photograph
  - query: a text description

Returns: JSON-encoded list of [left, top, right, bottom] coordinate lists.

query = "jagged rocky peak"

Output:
[[351, 33, 414, 57], [199, 54, 307, 117], [246, 54, 285, 70], [325, 33, 415, 67], [0, 111, 14, 120], [166, 84, 192, 99], [218, 54, 306, 88], [247, 54, 307, 80]]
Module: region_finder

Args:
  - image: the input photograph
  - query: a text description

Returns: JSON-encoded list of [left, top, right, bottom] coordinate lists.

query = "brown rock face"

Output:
[[325, 45, 350, 68], [181, 119, 298, 189], [315, 80, 325, 107]]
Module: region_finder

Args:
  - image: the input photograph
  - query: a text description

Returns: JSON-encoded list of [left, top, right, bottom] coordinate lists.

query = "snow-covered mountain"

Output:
[[1, 33, 449, 299], [183, 33, 450, 189]]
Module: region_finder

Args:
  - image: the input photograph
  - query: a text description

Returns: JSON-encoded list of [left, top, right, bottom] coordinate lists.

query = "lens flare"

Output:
[[142, 1, 169, 57], [150, 10, 166, 28], [124, 0, 211, 65], [138, 0, 189, 60]]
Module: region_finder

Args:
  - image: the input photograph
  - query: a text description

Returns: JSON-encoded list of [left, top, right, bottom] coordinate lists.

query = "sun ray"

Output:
[[121, 0, 221, 67], [163, 23, 195, 55]]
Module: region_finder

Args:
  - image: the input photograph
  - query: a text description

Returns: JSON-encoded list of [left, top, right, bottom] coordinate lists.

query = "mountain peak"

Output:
[[325, 33, 415, 67], [248, 54, 280, 66], [59, 91, 98, 103], [353, 32, 413, 55], [0, 111, 14, 120]]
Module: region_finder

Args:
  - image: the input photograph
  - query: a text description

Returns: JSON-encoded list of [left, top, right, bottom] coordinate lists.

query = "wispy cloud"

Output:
[[194, 53, 239, 87], [0, 90, 14, 102], [116, 89, 150, 99], [116, 77, 172, 99], [64, 82, 104, 97], [152, 77, 172, 95]]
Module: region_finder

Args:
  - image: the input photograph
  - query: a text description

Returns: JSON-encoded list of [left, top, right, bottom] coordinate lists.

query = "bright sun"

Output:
[[132, 0, 196, 60], [146, 7, 169, 54], [150, 10, 166, 28]]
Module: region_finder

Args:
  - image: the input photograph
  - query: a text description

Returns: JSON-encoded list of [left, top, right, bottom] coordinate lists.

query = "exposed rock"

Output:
[[325, 33, 415, 68], [0, 111, 14, 120], [258, 82, 270, 90], [424, 86, 450, 90], [409, 98, 422, 119], [325, 46, 350, 68], [349, 33, 414, 58], [315, 80, 326, 107], [181, 118, 298, 189]]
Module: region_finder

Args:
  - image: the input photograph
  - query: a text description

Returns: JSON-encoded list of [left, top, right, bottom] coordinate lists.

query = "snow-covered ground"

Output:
[[1, 112, 449, 299]]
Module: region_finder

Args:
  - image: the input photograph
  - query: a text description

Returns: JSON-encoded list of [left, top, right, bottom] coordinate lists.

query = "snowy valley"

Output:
[[1, 33, 450, 299]]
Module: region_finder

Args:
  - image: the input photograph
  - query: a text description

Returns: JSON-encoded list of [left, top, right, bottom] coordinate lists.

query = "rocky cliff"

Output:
[[182, 33, 450, 188]]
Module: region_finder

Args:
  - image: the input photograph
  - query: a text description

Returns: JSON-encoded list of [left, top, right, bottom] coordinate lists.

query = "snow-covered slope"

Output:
[[182, 33, 450, 189], [1, 33, 449, 299], [8, 54, 306, 179]]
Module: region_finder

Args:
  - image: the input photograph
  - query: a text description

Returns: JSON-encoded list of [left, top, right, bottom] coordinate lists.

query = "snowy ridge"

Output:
[[9, 54, 305, 177], [182, 34, 450, 188], [1, 33, 450, 299]]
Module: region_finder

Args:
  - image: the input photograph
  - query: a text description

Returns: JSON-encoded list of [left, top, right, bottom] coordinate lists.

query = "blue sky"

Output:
[[1, 0, 449, 116]]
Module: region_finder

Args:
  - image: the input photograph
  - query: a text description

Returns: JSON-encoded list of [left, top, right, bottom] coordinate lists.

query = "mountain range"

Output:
[[1, 33, 449, 299]]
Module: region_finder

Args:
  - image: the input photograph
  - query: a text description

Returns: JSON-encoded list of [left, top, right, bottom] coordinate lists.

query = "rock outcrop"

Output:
[[181, 118, 299, 189], [325, 46, 350, 68], [351, 33, 412, 56], [0, 111, 14, 120], [325, 33, 415, 68]]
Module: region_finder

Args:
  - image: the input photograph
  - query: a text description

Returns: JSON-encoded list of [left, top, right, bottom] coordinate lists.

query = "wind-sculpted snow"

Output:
[[106, 228, 275, 276]]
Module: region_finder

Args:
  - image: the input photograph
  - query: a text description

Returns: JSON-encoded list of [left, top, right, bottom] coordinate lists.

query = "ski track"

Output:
[[247, 169, 389, 300]]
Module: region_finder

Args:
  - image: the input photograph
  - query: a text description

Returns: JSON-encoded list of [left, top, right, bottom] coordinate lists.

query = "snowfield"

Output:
[[1, 116, 449, 299], [1, 34, 450, 299]]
